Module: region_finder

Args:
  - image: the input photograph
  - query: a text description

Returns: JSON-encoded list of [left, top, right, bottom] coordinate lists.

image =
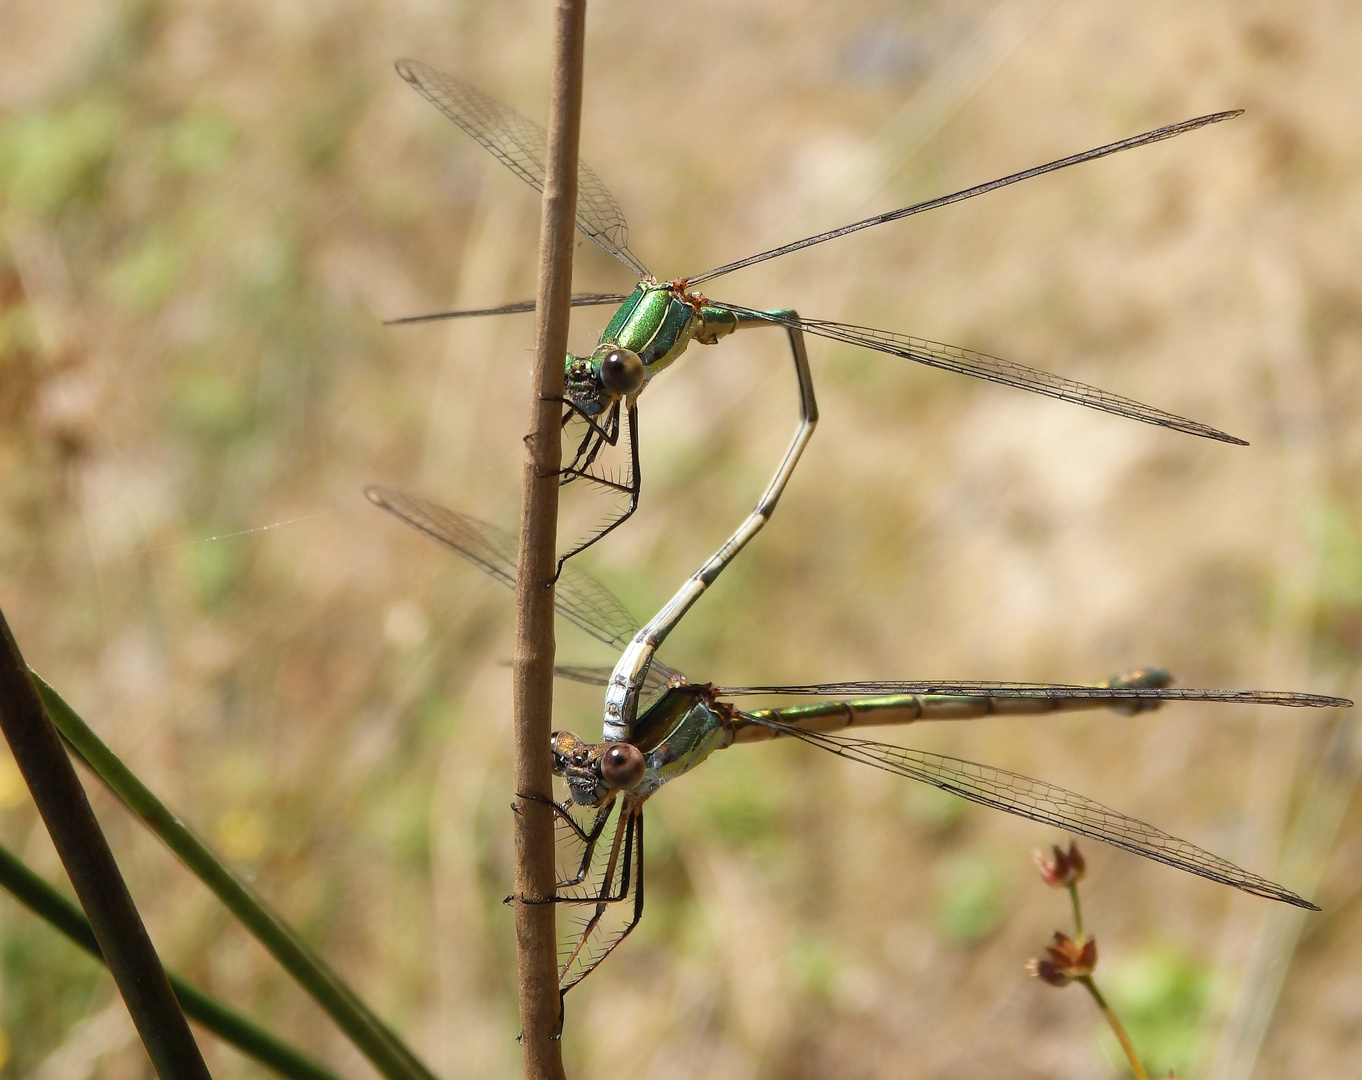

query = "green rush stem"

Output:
[[33, 673, 438, 1080], [0, 843, 346, 1080], [1069, 881, 1084, 940], [1078, 976, 1148, 1080], [0, 610, 209, 1079]]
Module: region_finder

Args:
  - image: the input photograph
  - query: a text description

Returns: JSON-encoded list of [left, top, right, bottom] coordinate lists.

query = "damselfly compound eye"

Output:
[[599, 743, 646, 790], [599, 347, 645, 396]]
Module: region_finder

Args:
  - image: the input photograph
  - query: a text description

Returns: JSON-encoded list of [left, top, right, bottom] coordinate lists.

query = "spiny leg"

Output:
[[564, 415, 598, 475], [557, 803, 645, 993], [556, 804, 633, 966], [546, 398, 619, 480], [555, 802, 619, 892], [571, 403, 619, 478], [553, 401, 642, 582], [514, 792, 618, 894]]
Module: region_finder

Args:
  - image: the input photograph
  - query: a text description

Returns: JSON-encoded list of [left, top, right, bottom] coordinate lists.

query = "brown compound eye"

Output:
[[599, 743, 646, 790], [598, 347, 645, 396]]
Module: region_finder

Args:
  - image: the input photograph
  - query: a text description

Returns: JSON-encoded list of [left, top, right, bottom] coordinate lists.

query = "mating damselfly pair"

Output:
[[375, 61, 1352, 995]]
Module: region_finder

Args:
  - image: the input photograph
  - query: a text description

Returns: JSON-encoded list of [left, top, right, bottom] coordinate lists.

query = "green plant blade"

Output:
[[32, 673, 438, 1080], [0, 842, 347, 1080]]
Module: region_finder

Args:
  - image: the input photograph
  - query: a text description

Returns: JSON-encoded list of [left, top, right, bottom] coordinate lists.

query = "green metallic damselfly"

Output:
[[366, 485, 1351, 995], [390, 59, 1248, 580]]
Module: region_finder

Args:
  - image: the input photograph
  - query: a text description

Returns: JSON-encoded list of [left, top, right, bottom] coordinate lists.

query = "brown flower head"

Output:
[[1027, 931, 1097, 987], [1034, 841, 1086, 888]]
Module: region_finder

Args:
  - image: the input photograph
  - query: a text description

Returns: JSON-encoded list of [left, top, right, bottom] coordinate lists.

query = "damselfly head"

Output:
[[550, 730, 602, 804], [1106, 667, 1173, 715], [564, 345, 645, 416], [563, 355, 607, 416], [551, 730, 646, 805]]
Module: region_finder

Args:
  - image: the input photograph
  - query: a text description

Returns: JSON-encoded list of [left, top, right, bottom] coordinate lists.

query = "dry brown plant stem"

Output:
[[510, 2, 586, 1077], [0, 606, 212, 1079], [1077, 975, 1148, 1080]]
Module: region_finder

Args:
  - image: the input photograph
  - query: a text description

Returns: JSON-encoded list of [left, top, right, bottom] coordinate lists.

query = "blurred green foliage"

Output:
[[901, 780, 969, 835], [931, 850, 1008, 943], [169, 370, 257, 445], [1101, 945, 1216, 1078], [162, 108, 237, 177], [0, 99, 124, 217], [694, 747, 788, 849], [787, 932, 838, 1001], [107, 231, 188, 312], [1, 910, 108, 1075], [1313, 501, 1362, 663]]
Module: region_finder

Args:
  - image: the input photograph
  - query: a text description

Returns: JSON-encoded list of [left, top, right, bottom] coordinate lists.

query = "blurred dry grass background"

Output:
[[1, 0, 1360, 1076]]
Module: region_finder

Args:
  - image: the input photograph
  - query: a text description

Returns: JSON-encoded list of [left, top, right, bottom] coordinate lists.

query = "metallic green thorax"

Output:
[[552, 686, 738, 806], [563, 283, 741, 415], [625, 685, 737, 798]]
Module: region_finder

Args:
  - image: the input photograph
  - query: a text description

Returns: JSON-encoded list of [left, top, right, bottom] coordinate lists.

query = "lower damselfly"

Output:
[[367, 485, 1351, 993], [390, 59, 1248, 580]]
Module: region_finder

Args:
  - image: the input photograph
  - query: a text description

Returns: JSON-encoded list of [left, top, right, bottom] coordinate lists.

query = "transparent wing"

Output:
[[551, 797, 644, 993], [365, 486, 639, 650], [554, 662, 680, 713], [711, 304, 1246, 445], [685, 111, 1241, 286], [384, 292, 629, 326], [717, 678, 1350, 708], [396, 59, 650, 277], [747, 716, 1316, 908]]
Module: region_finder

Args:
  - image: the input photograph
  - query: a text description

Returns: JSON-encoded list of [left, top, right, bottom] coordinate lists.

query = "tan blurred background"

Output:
[[1, 0, 1360, 1076]]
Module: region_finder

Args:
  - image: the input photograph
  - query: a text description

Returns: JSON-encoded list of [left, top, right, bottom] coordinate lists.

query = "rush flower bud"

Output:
[[1034, 840, 1086, 887], [1027, 931, 1097, 987]]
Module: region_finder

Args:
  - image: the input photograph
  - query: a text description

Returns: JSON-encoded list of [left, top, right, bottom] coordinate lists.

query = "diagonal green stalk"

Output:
[[32, 673, 439, 1080], [1064, 877, 1144, 1079], [1078, 975, 1148, 1080], [0, 842, 346, 1080], [0, 611, 209, 1078]]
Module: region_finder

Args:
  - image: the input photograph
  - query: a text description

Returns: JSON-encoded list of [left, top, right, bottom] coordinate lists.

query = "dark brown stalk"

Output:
[[0, 605, 211, 1079], [511, 2, 586, 1077]]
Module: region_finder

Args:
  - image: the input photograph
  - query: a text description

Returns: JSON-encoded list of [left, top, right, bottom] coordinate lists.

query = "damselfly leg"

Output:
[[554, 402, 642, 581], [552, 796, 645, 992]]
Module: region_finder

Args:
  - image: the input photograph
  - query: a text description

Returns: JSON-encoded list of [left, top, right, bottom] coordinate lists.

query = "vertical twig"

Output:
[[0, 606, 212, 1079], [512, 2, 586, 1078]]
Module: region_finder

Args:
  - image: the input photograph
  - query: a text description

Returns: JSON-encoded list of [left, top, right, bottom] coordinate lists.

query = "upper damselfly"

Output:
[[391, 59, 1248, 580]]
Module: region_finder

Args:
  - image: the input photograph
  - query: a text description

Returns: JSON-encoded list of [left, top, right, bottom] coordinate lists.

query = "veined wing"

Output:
[[396, 59, 650, 278], [747, 716, 1316, 909], [717, 678, 1351, 709], [554, 663, 680, 701], [685, 111, 1241, 286], [365, 486, 639, 650], [711, 303, 1246, 445], [385, 292, 629, 326]]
